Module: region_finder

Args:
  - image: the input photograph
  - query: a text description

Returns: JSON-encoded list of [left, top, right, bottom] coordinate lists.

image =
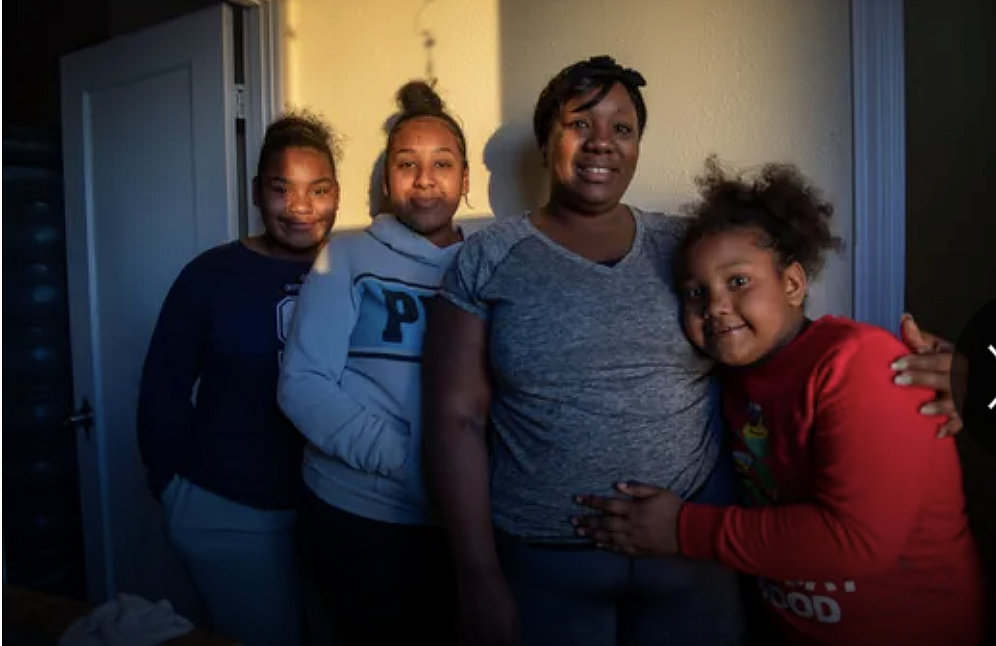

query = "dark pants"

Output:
[[495, 462, 747, 646], [297, 488, 456, 645], [740, 574, 782, 646]]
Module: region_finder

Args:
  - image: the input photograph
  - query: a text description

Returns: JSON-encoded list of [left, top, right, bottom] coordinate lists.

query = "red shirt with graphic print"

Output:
[[678, 316, 986, 646]]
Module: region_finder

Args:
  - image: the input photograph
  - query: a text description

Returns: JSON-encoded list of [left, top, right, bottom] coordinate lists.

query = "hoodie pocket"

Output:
[[378, 434, 428, 509], [400, 439, 430, 508]]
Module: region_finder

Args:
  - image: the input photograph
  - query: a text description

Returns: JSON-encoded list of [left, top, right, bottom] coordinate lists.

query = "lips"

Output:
[[281, 219, 318, 232], [410, 197, 443, 210], [707, 323, 748, 337], [575, 164, 618, 183]]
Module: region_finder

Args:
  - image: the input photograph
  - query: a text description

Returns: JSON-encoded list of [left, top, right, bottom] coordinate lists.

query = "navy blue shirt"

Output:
[[138, 241, 312, 509]]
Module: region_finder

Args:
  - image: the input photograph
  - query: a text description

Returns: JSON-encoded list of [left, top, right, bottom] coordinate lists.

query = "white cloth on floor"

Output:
[[58, 593, 194, 646]]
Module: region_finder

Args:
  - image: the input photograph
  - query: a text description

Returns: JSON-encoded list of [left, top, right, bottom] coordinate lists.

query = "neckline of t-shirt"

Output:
[[522, 205, 645, 274], [235, 238, 315, 269]]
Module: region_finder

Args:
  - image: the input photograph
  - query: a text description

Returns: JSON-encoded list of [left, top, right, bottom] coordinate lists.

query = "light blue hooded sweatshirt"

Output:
[[278, 213, 462, 525]]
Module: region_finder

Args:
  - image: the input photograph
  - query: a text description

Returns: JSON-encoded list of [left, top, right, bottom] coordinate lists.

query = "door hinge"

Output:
[[234, 84, 247, 120], [63, 397, 95, 440]]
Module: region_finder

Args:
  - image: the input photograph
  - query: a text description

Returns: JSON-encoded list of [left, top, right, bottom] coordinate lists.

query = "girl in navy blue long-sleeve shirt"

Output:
[[137, 110, 339, 646]]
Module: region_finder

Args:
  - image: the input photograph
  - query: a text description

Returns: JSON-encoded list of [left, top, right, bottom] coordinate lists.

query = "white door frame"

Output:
[[233, 0, 285, 235], [60, 1, 283, 604], [851, 0, 906, 332]]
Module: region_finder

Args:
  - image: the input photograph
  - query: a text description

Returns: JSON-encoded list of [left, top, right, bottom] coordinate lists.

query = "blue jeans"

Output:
[[162, 476, 305, 646], [495, 461, 745, 646]]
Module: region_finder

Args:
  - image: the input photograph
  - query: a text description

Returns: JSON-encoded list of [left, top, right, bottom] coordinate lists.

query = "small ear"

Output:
[[462, 164, 470, 197], [251, 177, 260, 207], [783, 261, 808, 307]]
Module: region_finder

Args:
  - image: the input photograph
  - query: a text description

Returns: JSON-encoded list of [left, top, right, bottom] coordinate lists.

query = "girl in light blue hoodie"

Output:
[[278, 80, 469, 645]]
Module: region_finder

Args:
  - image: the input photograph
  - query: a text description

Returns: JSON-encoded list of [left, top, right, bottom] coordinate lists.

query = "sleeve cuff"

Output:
[[439, 291, 489, 321], [382, 430, 412, 477], [677, 502, 730, 561]]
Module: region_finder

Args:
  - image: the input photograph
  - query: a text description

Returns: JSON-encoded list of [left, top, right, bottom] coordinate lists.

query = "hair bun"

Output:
[[396, 80, 444, 116]]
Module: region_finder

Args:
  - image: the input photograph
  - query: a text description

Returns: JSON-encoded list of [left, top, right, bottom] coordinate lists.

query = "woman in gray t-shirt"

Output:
[[422, 55, 960, 646]]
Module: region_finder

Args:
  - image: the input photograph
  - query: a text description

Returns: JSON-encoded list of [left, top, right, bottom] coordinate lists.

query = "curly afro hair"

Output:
[[676, 155, 845, 281]]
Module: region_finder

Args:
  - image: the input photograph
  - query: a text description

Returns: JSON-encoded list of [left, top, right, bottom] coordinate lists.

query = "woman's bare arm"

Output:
[[423, 297, 500, 576]]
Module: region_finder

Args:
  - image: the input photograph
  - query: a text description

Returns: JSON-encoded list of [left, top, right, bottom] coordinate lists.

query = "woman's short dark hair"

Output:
[[533, 55, 648, 153]]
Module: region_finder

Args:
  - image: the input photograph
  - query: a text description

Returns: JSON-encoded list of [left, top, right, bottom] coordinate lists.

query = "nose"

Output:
[[583, 121, 613, 153], [414, 165, 436, 189], [705, 289, 732, 319], [287, 190, 313, 215]]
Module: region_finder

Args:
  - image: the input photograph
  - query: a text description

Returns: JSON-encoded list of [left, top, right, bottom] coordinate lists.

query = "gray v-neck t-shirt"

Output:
[[439, 207, 722, 540]]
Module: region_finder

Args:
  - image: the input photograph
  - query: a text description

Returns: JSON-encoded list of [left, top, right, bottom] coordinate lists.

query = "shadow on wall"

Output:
[[368, 149, 388, 219], [367, 112, 399, 219], [483, 120, 546, 219]]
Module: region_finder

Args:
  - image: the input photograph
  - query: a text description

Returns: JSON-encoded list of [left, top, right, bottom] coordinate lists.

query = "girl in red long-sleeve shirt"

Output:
[[573, 157, 987, 646]]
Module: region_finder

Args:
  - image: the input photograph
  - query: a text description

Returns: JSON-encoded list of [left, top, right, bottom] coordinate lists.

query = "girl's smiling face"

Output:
[[255, 146, 339, 255], [679, 227, 808, 367]]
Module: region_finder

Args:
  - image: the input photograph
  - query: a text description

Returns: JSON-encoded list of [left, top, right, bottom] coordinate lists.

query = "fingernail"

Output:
[[576, 528, 587, 537], [574, 495, 584, 503], [894, 373, 913, 386], [937, 428, 949, 439], [920, 403, 939, 415], [891, 359, 909, 371], [570, 517, 578, 526]]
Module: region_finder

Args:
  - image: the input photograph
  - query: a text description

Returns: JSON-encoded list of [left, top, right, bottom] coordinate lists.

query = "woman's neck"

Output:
[[543, 196, 629, 227], [534, 200, 635, 262]]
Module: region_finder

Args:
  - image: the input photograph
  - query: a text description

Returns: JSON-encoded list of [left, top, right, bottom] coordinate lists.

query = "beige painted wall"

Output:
[[284, 0, 502, 226], [285, 0, 853, 316]]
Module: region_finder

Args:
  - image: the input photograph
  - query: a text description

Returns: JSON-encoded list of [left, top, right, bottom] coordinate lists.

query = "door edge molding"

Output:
[[851, 0, 907, 332]]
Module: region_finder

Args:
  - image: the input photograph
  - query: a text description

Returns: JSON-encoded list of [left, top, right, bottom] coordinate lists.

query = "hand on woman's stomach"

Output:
[[487, 404, 723, 539]]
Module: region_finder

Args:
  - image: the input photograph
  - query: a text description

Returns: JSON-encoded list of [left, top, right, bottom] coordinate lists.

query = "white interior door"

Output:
[[60, 3, 238, 614]]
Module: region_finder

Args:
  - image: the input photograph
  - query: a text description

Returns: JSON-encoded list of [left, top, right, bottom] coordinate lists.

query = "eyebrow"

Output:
[[393, 147, 456, 155], [716, 259, 753, 270], [566, 104, 633, 117], [269, 176, 335, 184]]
